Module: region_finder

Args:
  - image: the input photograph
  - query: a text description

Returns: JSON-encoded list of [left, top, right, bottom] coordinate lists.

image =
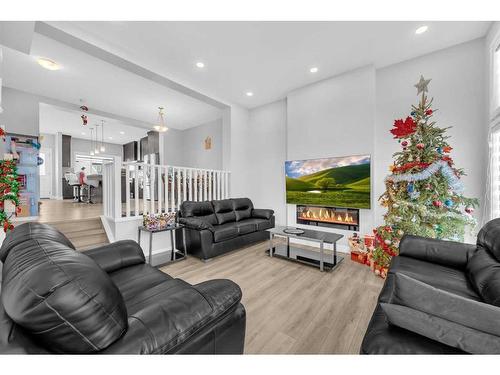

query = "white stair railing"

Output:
[[114, 161, 231, 219]]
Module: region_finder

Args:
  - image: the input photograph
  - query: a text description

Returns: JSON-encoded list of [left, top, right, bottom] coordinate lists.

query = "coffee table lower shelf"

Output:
[[266, 244, 344, 272]]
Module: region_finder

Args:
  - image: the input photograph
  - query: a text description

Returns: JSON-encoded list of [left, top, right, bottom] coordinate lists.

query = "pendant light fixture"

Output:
[[100, 120, 106, 152], [154, 107, 168, 132], [90, 128, 95, 156], [94, 123, 100, 154]]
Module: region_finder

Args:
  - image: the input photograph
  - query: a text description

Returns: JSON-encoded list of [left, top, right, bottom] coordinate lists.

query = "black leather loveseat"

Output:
[[361, 218, 500, 354], [176, 198, 275, 261], [0, 222, 246, 354]]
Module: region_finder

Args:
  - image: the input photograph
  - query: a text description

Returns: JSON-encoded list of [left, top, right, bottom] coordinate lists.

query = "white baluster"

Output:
[[142, 164, 147, 215], [203, 170, 208, 201], [193, 169, 198, 201], [176, 168, 181, 211], [171, 167, 176, 212], [150, 164, 155, 214], [134, 166, 139, 216], [125, 165, 131, 217], [157, 166, 162, 213], [182, 168, 187, 202], [165, 166, 169, 213]]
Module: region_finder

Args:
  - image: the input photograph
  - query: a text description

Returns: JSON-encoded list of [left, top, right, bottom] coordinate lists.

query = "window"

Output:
[[492, 128, 500, 219], [494, 44, 500, 113]]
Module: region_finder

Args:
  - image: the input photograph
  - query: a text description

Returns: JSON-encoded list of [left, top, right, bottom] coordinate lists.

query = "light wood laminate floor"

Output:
[[161, 240, 384, 354]]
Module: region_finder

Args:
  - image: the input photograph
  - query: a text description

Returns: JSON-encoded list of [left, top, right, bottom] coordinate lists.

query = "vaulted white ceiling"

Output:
[[47, 21, 491, 108]]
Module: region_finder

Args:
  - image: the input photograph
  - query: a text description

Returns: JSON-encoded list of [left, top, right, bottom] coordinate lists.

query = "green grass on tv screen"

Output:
[[285, 160, 371, 209]]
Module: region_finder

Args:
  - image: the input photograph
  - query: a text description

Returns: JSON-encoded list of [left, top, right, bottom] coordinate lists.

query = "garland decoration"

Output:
[[386, 159, 464, 194]]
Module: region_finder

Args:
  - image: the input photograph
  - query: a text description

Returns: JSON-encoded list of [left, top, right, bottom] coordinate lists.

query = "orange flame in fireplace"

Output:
[[299, 207, 357, 225]]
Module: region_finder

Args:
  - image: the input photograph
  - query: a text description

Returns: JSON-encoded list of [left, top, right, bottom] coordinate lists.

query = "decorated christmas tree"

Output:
[[0, 159, 21, 232], [373, 76, 479, 268]]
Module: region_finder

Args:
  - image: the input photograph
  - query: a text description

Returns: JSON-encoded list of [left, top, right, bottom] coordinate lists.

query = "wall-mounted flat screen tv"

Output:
[[285, 154, 371, 209]]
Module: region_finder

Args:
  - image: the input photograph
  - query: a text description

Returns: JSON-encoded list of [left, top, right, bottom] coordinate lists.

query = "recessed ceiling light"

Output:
[[119, 131, 125, 135], [37, 57, 61, 71], [196, 62, 205, 68], [81, 132, 86, 135], [415, 25, 428, 35], [310, 67, 318, 73], [108, 136, 113, 140], [246, 92, 254, 97]]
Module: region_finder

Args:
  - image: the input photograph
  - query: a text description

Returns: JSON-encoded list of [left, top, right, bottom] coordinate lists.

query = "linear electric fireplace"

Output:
[[296, 205, 359, 231]]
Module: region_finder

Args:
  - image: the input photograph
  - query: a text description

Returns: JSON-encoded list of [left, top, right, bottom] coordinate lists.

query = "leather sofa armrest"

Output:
[[399, 234, 476, 269], [251, 208, 274, 220], [84, 240, 145, 273], [179, 217, 215, 232]]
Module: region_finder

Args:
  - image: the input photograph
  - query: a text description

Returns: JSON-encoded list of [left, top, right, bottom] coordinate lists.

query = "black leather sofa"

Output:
[[176, 198, 275, 261], [361, 218, 500, 354], [0, 222, 246, 354]]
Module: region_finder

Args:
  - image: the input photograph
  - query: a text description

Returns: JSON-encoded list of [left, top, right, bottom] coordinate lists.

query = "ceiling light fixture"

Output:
[[94, 124, 100, 154], [108, 136, 113, 140], [81, 132, 86, 136], [246, 92, 254, 97], [196, 62, 205, 68], [100, 120, 106, 152], [119, 131, 125, 135], [310, 67, 318, 73], [37, 57, 62, 71], [415, 25, 428, 35], [155, 107, 168, 132]]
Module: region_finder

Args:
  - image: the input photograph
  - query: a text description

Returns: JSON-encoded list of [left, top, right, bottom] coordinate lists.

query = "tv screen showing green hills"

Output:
[[285, 155, 371, 209]]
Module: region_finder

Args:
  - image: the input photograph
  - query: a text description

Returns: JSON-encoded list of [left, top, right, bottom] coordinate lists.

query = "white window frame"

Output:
[[489, 29, 500, 122], [489, 26, 500, 220]]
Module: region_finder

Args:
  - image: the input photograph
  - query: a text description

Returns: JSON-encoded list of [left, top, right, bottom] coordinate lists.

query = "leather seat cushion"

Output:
[[1, 238, 128, 353], [109, 264, 174, 306], [232, 198, 253, 221], [235, 220, 256, 235], [213, 199, 237, 224], [466, 247, 500, 306], [361, 304, 464, 354], [243, 218, 273, 231], [384, 256, 480, 301], [101, 279, 242, 354], [180, 201, 218, 225], [212, 223, 239, 242]]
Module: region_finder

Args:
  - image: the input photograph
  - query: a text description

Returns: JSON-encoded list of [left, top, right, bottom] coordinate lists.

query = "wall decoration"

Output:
[[204, 136, 212, 150], [285, 154, 371, 209], [372, 76, 478, 270]]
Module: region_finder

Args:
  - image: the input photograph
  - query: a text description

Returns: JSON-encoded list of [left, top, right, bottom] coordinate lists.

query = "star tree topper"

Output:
[[414, 75, 432, 95]]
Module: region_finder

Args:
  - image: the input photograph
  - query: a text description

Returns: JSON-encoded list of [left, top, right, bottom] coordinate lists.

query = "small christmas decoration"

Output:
[[465, 206, 474, 214], [433, 200, 443, 208], [416, 143, 425, 150], [444, 199, 453, 208]]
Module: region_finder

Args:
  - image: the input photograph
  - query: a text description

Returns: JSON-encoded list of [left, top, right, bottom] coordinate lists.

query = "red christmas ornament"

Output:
[[401, 140, 408, 147], [433, 200, 443, 208], [416, 143, 425, 150], [443, 146, 453, 153], [384, 226, 393, 233], [465, 206, 474, 214], [426, 109, 433, 116], [390, 117, 417, 139]]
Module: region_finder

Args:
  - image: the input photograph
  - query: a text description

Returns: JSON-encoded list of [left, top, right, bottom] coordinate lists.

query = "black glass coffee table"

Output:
[[266, 226, 344, 272]]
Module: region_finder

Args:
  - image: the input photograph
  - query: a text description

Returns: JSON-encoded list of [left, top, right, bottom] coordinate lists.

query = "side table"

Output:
[[138, 224, 187, 267]]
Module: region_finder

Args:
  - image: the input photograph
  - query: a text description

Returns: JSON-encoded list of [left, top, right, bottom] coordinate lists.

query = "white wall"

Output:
[[162, 118, 223, 169], [182, 118, 223, 170], [0, 87, 39, 137], [375, 38, 487, 240], [286, 66, 376, 250], [246, 100, 287, 224]]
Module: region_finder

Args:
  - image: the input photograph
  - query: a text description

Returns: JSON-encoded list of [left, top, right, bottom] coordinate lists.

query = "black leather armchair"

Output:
[[176, 198, 275, 261], [361, 219, 500, 354], [0, 222, 246, 354]]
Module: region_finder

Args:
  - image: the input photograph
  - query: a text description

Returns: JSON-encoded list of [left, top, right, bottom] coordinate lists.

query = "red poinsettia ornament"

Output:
[[390, 116, 417, 139]]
